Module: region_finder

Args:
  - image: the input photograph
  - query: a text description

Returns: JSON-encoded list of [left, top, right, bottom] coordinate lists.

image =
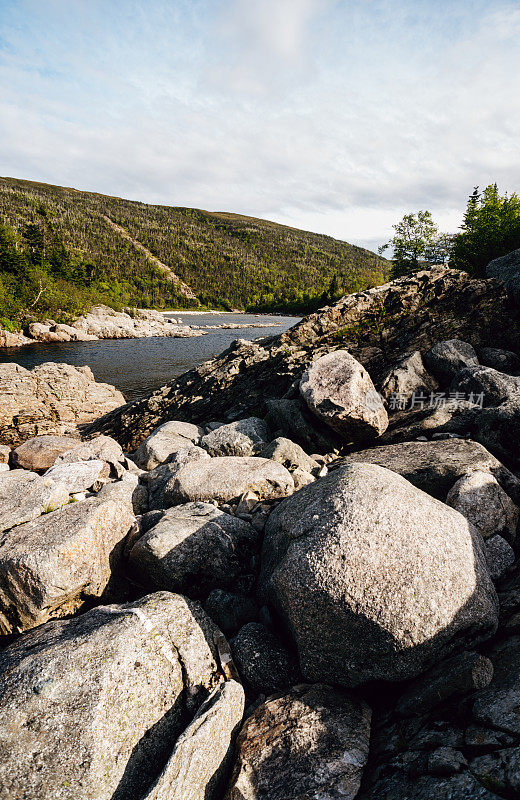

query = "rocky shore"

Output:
[[0, 305, 285, 347], [2, 260, 520, 799]]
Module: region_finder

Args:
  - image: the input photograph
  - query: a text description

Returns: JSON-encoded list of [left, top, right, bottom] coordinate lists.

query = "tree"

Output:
[[451, 184, 520, 276], [379, 211, 438, 278]]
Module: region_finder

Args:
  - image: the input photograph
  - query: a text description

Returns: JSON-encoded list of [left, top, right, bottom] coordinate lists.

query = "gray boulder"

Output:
[[231, 622, 299, 695], [129, 502, 258, 596], [265, 397, 339, 452], [379, 400, 480, 445], [300, 349, 388, 443], [55, 434, 126, 474], [0, 592, 225, 800], [145, 446, 211, 509], [423, 339, 479, 384], [204, 590, 259, 635], [165, 456, 294, 504], [485, 535, 515, 582], [451, 364, 520, 406], [259, 436, 318, 474], [479, 346, 520, 374], [225, 684, 371, 800], [486, 247, 520, 303], [0, 469, 70, 533], [473, 636, 520, 735], [43, 459, 106, 492], [0, 479, 135, 634], [259, 463, 498, 686], [370, 772, 499, 799], [446, 469, 519, 542], [201, 417, 268, 457], [134, 421, 203, 470], [470, 747, 520, 797], [11, 434, 81, 471], [381, 350, 438, 403]]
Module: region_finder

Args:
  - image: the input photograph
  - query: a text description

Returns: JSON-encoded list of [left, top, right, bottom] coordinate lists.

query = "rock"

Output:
[[43, 459, 106, 492], [485, 535, 515, 581], [291, 466, 315, 489], [0, 327, 32, 347], [451, 364, 520, 406], [134, 421, 204, 470], [259, 462, 498, 686], [470, 748, 520, 797], [200, 417, 268, 457], [427, 747, 467, 776], [381, 350, 438, 403], [0, 469, 70, 533], [300, 349, 388, 443], [230, 622, 299, 695], [369, 772, 500, 799], [12, 434, 81, 471], [0, 362, 125, 447], [165, 457, 294, 505], [266, 397, 339, 453], [55, 434, 125, 472], [204, 590, 259, 635], [339, 439, 520, 504], [142, 679, 245, 800], [379, 400, 480, 445], [478, 346, 520, 374], [473, 635, 520, 735], [0, 444, 10, 464], [225, 684, 371, 800], [446, 470, 519, 542], [259, 436, 319, 474], [0, 592, 224, 800], [423, 339, 479, 384], [129, 502, 258, 597], [486, 247, 520, 303], [396, 651, 494, 717], [146, 446, 211, 509], [0, 479, 135, 634]]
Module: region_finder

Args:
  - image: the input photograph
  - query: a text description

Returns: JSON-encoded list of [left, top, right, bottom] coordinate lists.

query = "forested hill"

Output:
[[0, 176, 388, 319]]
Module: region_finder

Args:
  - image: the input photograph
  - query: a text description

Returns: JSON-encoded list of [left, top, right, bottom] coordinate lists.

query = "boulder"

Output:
[[266, 397, 339, 453], [43, 459, 106, 492], [370, 772, 500, 799], [201, 417, 268, 457], [204, 590, 259, 635], [0, 444, 10, 464], [473, 636, 520, 735], [486, 247, 520, 303], [300, 349, 388, 443], [134, 421, 203, 470], [381, 350, 438, 403], [259, 463, 498, 686], [423, 339, 479, 384], [0, 479, 135, 634], [231, 622, 298, 695], [225, 684, 371, 800], [145, 446, 211, 509], [339, 439, 520, 504], [0, 469, 70, 534], [379, 400, 480, 445], [470, 748, 520, 797], [259, 436, 319, 474], [0, 592, 225, 800], [478, 346, 520, 374], [165, 457, 294, 505], [55, 434, 125, 472], [485, 535, 515, 582], [450, 364, 520, 406], [446, 470, 519, 542], [129, 502, 258, 596], [142, 680, 245, 800], [0, 362, 125, 447], [12, 434, 81, 471]]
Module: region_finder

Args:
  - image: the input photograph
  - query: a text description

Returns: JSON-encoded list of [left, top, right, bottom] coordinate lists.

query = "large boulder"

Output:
[[423, 339, 479, 384], [134, 421, 203, 470], [230, 622, 299, 695], [225, 684, 371, 800], [265, 397, 339, 453], [259, 436, 319, 474], [165, 457, 294, 504], [259, 463, 498, 686], [446, 470, 519, 542], [339, 439, 520, 503], [381, 350, 438, 403], [473, 635, 520, 735], [478, 346, 520, 374], [11, 434, 82, 471], [43, 459, 106, 493], [486, 247, 520, 303], [0, 470, 70, 534], [0, 479, 136, 634], [200, 417, 268, 457], [450, 364, 520, 406], [0, 592, 228, 800], [300, 349, 388, 443], [0, 362, 125, 447], [129, 502, 258, 596]]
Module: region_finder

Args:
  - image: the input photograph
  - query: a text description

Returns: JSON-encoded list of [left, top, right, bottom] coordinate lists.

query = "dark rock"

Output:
[[381, 350, 438, 403], [451, 364, 520, 406], [486, 247, 520, 303], [231, 622, 299, 695], [423, 339, 478, 385], [479, 346, 520, 374]]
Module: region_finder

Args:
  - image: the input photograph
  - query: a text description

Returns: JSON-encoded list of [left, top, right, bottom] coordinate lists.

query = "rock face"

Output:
[[225, 684, 371, 800], [446, 470, 519, 542], [86, 266, 520, 451], [486, 247, 520, 303], [0, 362, 125, 447], [300, 349, 388, 443], [0, 480, 135, 634], [12, 434, 82, 471], [423, 339, 479, 384], [165, 456, 294, 504], [0, 470, 70, 534], [129, 502, 258, 596], [200, 417, 268, 457], [0, 592, 225, 800], [134, 421, 203, 470], [259, 462, 498, 686]]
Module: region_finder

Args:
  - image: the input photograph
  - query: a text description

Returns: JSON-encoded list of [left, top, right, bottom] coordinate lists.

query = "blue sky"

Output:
[[1, 0, 519, 251]]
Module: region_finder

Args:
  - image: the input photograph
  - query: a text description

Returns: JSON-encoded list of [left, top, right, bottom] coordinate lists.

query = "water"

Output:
[[0, 313, 299, 400]]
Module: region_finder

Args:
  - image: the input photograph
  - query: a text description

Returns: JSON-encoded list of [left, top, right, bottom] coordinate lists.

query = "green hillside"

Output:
[[0, 176, 388, 324]]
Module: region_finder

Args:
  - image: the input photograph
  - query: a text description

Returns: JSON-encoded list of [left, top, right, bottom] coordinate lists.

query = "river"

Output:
[[0, 312, 300, 400]]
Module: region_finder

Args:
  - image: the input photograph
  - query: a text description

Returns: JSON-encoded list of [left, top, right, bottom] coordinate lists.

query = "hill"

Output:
[[0, 176, 388, 323]]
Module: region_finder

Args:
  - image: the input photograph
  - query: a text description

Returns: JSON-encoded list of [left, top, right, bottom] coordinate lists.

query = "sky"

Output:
[[1, 0, 520, 252]]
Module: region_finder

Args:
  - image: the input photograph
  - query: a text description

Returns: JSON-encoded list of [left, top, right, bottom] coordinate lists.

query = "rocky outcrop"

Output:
[[0, 362, 125, 447], [259, 462, 498, 686], [486, 247, 520, 303], [86, 266, 520, 450]]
